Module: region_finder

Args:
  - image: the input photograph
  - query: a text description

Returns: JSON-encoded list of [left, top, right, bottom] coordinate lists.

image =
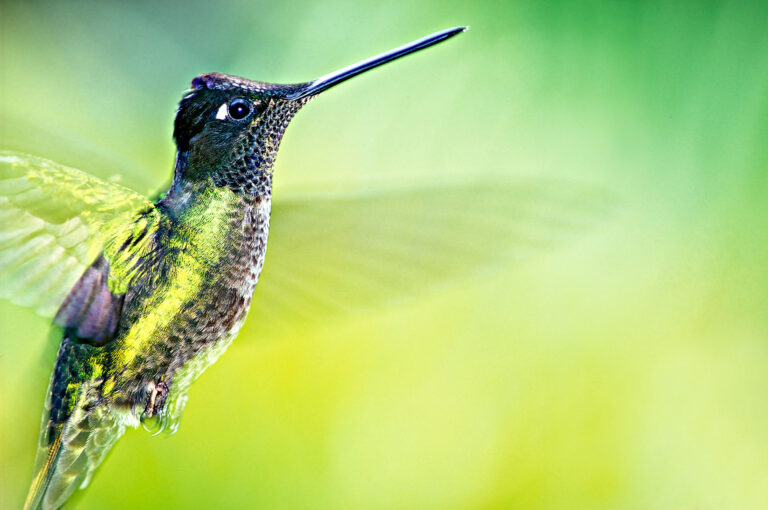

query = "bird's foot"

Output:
[[143, 380, 169, 419]]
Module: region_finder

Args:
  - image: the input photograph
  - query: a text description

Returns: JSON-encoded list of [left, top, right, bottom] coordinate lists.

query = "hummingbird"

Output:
[[6, 27, 466, 509]]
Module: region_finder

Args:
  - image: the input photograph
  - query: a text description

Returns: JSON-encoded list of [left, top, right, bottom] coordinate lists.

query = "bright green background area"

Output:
[[2, 0, 768, 508]]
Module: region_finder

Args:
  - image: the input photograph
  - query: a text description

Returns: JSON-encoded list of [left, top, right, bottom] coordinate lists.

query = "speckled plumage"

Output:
[[14, 27, 467, 509], [25, 75, 308, 510]]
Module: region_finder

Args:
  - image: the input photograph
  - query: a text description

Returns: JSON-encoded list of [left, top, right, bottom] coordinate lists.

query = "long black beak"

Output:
[[285, 26, 467, 100]]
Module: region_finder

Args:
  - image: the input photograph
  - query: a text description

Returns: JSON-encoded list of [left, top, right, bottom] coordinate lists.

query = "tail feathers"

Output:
[[25, 385, 126, 510]]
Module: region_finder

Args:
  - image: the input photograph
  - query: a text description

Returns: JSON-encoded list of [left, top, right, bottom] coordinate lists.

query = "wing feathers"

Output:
[[24, 384, 125, 510], [252, 182, 615, 336], [55, 256, 124, 346], [0, 151, 153, 318]]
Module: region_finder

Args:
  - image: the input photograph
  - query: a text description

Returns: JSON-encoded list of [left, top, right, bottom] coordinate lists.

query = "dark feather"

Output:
[[54, 256, 124, 346]]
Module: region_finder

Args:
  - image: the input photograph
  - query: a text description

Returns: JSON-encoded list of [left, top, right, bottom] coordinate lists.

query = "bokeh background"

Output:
[[2, 0, 768, 508]]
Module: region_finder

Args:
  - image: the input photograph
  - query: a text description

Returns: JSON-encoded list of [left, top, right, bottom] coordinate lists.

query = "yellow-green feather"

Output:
[[105, 185, 243, 374]]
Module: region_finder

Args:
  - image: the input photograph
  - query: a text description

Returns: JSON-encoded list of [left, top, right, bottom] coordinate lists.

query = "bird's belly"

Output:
[[120, 273, 258, 432], [169, 311, 248, 399], [107, 196, 270, 428], [108, 273, 258, 428]]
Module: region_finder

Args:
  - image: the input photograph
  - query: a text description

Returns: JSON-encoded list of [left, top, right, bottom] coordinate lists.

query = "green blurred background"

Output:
[[2, 0, 768, 508]]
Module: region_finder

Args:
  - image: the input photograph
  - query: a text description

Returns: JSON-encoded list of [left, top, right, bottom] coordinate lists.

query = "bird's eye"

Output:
[[227, 99, 252, 120]]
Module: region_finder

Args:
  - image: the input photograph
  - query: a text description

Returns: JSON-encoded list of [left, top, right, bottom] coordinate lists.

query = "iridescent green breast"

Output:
[[98, 184, 271, 424]]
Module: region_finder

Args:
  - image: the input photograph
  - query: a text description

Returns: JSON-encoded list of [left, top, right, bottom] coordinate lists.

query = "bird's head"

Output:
[[173, 75, 306, 195], [171, 27, 466, 196]]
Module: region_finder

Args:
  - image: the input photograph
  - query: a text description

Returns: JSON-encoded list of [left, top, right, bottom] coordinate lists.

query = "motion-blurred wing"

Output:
[[0, 151, 154, 318], [254, 180, 614, 336]]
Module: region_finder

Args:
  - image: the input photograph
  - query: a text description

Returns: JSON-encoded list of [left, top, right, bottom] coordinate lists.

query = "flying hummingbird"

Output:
[[4, 27, 467, 509]]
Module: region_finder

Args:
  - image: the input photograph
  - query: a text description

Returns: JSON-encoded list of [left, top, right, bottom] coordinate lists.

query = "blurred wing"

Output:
[[0, 151, 154, 318], [253, 180, 615, 336]]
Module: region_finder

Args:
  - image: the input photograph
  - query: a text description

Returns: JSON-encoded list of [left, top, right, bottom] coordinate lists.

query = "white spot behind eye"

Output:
[[215, 103, 228, 120]]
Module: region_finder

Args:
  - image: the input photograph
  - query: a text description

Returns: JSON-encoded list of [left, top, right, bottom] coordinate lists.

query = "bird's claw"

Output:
[[144, 380, 169, 419]]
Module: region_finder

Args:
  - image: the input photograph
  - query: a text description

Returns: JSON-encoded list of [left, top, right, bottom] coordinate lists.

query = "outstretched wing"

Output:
[[252, 180, 615, 337], [0, 151, 154, 318], [0, 151, 615, 335]]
